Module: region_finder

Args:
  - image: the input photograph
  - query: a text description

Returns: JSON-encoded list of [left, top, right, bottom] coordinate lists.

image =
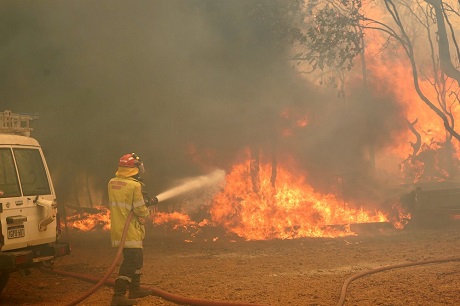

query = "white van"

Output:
[[0, 110, 70, 294]]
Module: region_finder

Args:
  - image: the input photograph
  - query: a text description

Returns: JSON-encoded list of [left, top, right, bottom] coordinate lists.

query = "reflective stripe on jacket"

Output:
[[108, 176, 150, 248]]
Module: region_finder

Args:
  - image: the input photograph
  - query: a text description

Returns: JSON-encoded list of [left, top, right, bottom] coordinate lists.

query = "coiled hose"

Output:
[[46, 211, 267, 306]]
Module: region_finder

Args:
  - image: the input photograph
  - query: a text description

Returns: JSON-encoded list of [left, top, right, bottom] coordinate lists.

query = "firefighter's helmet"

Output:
[[118, 153, 144, 173], [119, 153, 142, 168]]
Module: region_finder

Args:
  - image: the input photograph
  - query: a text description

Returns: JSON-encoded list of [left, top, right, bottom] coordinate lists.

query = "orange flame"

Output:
[[354, 25, 460, 185], [210, 155, 389, 240], [152, 212, 201, 231], [65, 206, 110, 231], [66, 149, 405, 241]]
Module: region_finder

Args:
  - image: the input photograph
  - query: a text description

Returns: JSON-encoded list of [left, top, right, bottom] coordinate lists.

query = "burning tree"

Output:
[[295, 0, 460, 183], [370, 0, 460, 181]]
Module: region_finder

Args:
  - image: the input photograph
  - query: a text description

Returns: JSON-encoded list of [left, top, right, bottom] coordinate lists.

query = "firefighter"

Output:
[[108, 153, 158, 306]]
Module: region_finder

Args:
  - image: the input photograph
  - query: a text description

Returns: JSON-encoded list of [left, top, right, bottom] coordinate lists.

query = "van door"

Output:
[[0, 147, 56, 251], [0, 148, 22, 251], [14, 148, 51, 197], [0, 149, 21, 199]]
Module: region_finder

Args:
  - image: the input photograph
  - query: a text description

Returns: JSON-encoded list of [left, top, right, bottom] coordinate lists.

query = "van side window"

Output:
[[14, 149, 51, 196], [0, 148, 21, 198]]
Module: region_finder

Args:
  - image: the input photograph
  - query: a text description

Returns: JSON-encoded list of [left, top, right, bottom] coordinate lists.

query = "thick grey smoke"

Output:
[[0, 1, 405, 207]]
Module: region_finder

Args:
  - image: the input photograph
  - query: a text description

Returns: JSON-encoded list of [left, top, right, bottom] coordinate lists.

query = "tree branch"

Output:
[[425, 0, 460, 84]]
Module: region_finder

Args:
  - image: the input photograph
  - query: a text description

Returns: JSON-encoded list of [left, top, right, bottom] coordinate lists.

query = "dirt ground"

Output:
[[2, 222, 460, 306]]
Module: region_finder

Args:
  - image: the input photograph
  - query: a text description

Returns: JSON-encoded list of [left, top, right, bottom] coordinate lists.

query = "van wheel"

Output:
[[42, 259, 55, 269], [0, 272, 9, 297]]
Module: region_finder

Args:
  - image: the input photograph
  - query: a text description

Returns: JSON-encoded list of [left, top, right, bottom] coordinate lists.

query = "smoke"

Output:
[[0, 1, 407, 208]]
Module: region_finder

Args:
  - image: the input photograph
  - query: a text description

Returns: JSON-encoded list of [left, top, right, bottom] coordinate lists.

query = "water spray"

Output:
[[155, 169, 226, 202]]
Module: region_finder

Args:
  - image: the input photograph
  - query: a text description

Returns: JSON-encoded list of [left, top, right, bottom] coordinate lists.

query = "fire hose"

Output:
[[45, 210, 267, 306], [44, 214, 460, 306], [336, 256, 460, 306], [42, 163, 460, 306]]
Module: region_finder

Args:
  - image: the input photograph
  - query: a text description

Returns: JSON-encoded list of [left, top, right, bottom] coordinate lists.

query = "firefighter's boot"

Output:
[[128, 274, 154, 299], [111, 279, 138, 306]]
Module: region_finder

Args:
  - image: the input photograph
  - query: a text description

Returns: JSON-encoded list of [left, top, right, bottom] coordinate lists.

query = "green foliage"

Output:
[[302, 0, 364, 72]]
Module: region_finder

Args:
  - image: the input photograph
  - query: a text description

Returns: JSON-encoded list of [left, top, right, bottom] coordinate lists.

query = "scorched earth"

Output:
[[2, 222, 460, 306]]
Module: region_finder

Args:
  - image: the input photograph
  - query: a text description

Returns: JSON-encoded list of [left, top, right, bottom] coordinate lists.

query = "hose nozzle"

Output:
[[142, 192, 159, 207]]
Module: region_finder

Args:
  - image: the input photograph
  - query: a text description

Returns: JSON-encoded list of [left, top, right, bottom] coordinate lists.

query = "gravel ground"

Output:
[[2, 222, 460, 306]]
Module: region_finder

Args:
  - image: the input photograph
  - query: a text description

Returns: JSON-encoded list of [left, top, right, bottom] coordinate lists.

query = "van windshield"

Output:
[[0, 149, 21, 198], [14, 148, 51, 196]]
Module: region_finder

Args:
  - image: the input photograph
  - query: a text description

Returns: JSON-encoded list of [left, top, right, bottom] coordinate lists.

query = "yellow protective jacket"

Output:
[[108, 175, 150, 248]]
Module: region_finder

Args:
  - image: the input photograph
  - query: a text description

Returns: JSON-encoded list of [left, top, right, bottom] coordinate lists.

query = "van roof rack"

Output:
[[0, 110, 39, 137]]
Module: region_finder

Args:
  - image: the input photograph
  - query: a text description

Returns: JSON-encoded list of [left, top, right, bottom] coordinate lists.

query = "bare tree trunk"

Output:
[[250, 145, 260, 194], [407, 118, 422, 159], [73, 176, 80, 207], [425, 0, 460, 85], [270, 138, 277, 188], [85, 173, 93, 207], [384, 0, 460, 142]]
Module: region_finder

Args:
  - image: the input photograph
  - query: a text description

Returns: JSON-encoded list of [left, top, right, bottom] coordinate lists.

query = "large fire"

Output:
[[66, 152, 399, 240], [211, 157, 388, 240]]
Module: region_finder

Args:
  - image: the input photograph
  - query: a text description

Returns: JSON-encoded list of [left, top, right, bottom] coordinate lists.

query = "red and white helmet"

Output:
[[118, 153, 145, 174], [119, 153, 142, 168]]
